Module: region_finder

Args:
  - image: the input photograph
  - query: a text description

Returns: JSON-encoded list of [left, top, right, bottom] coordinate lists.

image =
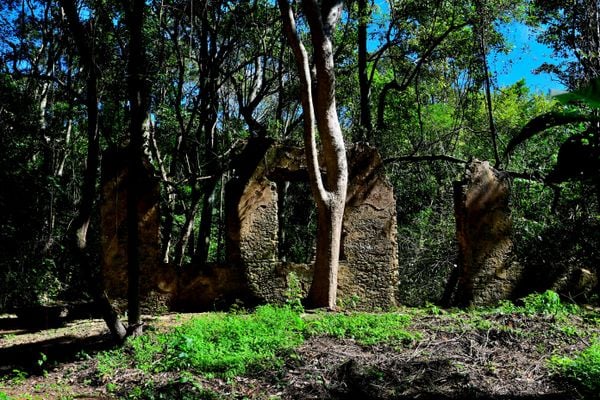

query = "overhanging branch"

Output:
[[384, 155, 468, 165]]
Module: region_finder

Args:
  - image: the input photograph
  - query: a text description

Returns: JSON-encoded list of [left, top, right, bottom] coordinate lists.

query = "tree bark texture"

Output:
[[278, 0, 348, 309]]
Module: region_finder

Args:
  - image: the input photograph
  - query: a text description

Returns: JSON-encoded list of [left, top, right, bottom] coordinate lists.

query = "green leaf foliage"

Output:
[[555, 78, 600, 108], [96, 306, 418, 380], [550, 340, 600, 393], [305, 312, 417, 346]]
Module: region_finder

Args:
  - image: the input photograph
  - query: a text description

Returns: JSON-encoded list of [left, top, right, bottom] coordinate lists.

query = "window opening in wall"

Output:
[[277, 180, 316, 263]]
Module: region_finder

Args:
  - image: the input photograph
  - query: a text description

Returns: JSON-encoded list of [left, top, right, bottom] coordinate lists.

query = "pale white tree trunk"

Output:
[[278, 0, 348, 309]]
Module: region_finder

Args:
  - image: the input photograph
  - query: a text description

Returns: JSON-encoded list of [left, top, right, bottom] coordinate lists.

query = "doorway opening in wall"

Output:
[[277, 180, 316, 263]]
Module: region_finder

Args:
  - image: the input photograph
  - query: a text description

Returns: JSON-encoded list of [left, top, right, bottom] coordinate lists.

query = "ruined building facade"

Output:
[[102, 144, 590, 311], [100, 141, 400, 310]]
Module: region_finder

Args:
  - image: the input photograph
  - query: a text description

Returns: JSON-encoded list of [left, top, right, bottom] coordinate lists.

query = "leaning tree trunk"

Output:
[[279, 0, 348, 310]]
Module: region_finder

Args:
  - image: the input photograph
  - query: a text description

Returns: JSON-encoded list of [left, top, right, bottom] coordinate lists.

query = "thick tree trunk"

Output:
[[308, 201, 345, 307]]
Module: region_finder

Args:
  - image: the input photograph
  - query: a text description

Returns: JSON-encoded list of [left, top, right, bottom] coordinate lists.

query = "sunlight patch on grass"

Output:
[[305, 312, 417, 345], [550, 340, 600, 393], [96, 305, 417, 380]]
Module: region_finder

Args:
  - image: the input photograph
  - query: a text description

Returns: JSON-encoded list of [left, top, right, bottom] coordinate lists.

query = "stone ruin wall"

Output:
[[100, 146, 597, 311], [100, 147, 163, 301], [452, 159, 598, 306], [453, 160, 521, 306], [228, 144, 399, 310], [100, 142, 399, 310]]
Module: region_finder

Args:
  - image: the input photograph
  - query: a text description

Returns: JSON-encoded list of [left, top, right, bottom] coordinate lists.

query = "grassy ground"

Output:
[[1, 292, 599, 399]]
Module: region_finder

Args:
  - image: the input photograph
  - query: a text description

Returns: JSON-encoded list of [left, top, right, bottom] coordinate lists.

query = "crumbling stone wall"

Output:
[[342, 145, 399, 308], [454, 160, 521, 306], [228, 144, 399, 309], [100, 147, 161, 300], [101, 141, 399, 311]]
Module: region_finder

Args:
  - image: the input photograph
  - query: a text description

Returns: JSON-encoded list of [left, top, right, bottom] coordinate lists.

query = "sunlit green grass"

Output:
[[95, 291, 595, 396], [304, 311, 417, 345], [550, 340, 600, 393], [97, 305, 416, 380]]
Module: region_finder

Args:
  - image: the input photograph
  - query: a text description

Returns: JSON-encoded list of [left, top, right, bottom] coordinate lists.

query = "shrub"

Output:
[[521, 290, 579, 316], [550, 340, 600, 393], [495, 290, 579, 317]]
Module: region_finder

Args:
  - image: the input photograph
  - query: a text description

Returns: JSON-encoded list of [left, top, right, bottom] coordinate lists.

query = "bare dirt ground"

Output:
[[0, 310, 598, 399]]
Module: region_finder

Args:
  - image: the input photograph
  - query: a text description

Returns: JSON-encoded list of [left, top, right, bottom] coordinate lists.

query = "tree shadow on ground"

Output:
[[0, 322, 114, 376], [326, 358, 579, 400]]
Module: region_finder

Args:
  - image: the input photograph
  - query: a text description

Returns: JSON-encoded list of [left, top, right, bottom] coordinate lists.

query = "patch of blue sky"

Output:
[[368, 1, 568, 94], [490, 22, 568, 94]]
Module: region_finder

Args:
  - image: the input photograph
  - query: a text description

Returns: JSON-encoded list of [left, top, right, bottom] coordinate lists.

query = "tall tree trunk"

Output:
[[192, 11, 220, 267], [279, 0, 348, 310], [60, 0, 127, 342], [123, 0, 149, 337], [79, 74, 128, 342], [475, 0, 500, 167], [356, 0, 372, 142]]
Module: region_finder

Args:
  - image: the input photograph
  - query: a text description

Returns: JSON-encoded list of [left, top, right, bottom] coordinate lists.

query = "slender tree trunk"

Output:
[[123, 0, 149, 337], [60, 0, 127, 341], [193, 76, 219, 267], [161, 20, 187, 264], [191, 12, 220, 267], [475, 0, 500, 167], [356, 0, 372, 142], [376, 80, 400, 132], [126, 153, 142, 336], [277, 181, 290, 261], [173, 185, 201, 266], [194, 176, 218, 266], [279, 0, 348, 310]]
